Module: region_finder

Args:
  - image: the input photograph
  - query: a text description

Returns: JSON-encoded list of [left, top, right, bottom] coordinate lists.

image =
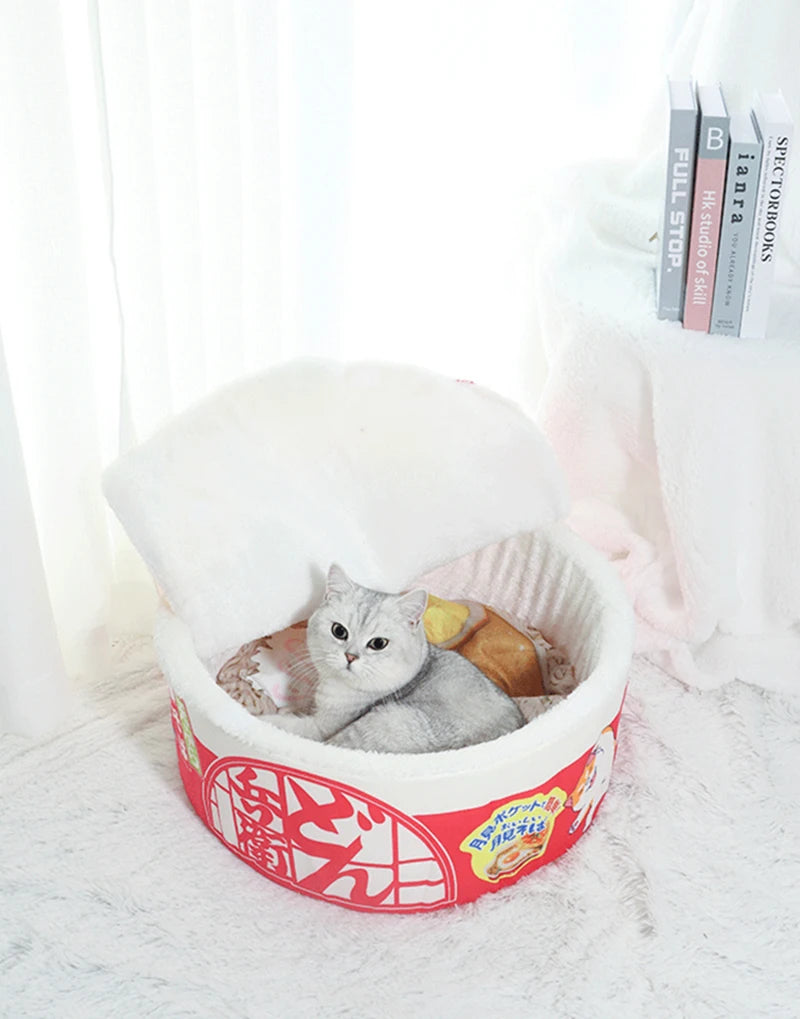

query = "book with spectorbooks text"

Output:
[[709, 112, 763, 335], [683, 84, 730, 332], [739, 91, 794, 339], [656, 80, 699, 320]]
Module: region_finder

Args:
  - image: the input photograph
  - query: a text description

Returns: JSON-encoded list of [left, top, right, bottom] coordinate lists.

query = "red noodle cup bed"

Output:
[[104, 360, 634, 913]]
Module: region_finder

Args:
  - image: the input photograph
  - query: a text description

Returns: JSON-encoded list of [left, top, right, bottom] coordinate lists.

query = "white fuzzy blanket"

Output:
[[104, 360, 567, 662], [3, 638, 799, 1017]]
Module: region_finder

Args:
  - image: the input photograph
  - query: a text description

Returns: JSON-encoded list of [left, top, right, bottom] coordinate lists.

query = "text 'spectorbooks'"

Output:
[[656, 80, 699, 320], [739, 91, 794, 339], [683, 84, 730, 332], [710, 112, 763, 336]]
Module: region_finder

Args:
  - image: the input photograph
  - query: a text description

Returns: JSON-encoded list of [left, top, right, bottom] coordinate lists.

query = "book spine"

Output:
[[739, 126, 793, 338], [657, 106, 699, 320], [683, 113, 730, 331], [709, 134, 763, 335]]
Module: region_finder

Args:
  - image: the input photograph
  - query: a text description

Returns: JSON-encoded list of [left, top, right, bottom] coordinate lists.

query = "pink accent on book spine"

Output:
[[683, 157, 727, 331]]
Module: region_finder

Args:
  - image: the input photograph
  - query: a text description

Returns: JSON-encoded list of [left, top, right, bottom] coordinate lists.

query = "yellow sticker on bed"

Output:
[[460, 789, 567, 882]]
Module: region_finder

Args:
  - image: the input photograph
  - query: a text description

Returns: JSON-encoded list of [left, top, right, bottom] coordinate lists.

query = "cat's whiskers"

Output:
[[286, 651, 320, 677]]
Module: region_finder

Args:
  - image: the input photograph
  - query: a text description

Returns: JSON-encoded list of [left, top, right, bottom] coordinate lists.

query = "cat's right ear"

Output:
[[396, 588, 428, 629], [325, 563, 354, 601]]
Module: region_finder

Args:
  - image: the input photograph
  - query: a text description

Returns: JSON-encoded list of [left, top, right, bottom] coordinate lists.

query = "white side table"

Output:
[[534, 182, 800, 690]]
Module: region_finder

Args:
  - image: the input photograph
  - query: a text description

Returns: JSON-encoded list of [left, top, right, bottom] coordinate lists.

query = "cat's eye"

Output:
[[331, 623, 349, 641], [366, 637, 389, 651]]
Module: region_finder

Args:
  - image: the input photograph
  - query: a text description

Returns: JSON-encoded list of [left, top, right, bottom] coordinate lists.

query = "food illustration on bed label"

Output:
[[565, 726, 616, 834], [460, 789, 567, 882]]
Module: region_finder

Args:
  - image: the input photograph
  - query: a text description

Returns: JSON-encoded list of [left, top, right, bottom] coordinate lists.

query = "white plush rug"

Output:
[[2, 638, 799, 1018]]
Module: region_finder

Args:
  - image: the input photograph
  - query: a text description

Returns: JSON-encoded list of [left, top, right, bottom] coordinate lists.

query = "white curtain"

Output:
[[1, 0, 695, 734]]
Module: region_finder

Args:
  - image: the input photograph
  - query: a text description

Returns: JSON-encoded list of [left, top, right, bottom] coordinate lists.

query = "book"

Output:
[[683, 84, 730, 331], [709, 112, 763, 335], [656, 80, 699, 321], [739, 91, 794, 339]]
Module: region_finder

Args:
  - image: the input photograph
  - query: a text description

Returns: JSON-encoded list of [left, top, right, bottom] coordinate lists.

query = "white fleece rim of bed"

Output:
[[155, 524, 634, 783]]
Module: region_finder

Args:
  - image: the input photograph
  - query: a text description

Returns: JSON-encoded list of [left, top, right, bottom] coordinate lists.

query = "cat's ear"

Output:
[[325, 563, 354, 600], [396, 588, 428, 629]]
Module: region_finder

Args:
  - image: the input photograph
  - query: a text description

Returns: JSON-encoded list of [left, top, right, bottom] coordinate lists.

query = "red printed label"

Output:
[[201, 756, 457, 913]]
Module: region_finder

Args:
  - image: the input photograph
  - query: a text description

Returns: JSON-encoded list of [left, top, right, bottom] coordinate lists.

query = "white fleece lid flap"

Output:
[[104, 359, 569, 659]]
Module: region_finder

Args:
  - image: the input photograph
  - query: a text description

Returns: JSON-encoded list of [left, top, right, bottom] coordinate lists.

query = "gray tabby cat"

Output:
[[267, 564, 525, 753]]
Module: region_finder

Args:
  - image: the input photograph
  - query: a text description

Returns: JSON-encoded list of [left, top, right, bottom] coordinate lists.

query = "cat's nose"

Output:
[[345, 652, 359, 665]]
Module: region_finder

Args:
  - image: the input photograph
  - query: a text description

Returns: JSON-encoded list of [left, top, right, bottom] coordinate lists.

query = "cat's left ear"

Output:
[[396, 589, 428, 629], [325, 563, 355, 600]]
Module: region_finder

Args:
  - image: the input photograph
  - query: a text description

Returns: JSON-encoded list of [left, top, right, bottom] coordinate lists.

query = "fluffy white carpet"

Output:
[[2, 637, 799, 1018]]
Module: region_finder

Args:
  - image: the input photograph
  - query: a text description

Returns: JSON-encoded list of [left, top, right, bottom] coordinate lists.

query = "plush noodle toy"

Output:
[[422, 594, 546, 698]]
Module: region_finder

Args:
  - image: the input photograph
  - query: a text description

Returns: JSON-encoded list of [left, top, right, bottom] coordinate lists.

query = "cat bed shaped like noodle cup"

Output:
[[104, 360, 633, 914]]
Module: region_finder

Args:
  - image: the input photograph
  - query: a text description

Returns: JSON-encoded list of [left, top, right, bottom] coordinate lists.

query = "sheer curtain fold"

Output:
[[0, 336, 71, 735], [0, 1, 115, 733], [1, 0, 703, 735], [1, 1, 299, 734]]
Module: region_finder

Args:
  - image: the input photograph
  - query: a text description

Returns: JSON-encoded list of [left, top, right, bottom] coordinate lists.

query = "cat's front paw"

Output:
[[267, 711, 324, 741]]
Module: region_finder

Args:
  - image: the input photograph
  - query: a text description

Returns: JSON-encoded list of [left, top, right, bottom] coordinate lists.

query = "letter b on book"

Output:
[[683, 84, 729, 332], [706, 126, 725, 150]]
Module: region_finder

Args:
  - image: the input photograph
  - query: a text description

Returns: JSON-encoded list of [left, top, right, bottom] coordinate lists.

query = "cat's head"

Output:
[[307, 564, 429, 695]]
